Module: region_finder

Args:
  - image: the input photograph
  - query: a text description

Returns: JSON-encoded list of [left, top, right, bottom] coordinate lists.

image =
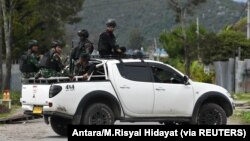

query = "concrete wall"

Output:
[[2, 64, 21, 91]]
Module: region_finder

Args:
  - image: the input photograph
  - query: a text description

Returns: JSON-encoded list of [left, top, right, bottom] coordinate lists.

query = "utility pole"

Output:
[[154, 38, 160, 61], [247, 0, 250, 39], [196, 16, 201, 61]]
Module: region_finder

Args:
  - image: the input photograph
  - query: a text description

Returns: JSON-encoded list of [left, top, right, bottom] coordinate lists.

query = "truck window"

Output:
[[117, 63, 152, 82], [150, 64, 184, 84]]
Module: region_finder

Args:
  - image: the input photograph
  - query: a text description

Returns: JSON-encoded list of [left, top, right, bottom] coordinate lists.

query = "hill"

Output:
[[65, 0, 246, 49]]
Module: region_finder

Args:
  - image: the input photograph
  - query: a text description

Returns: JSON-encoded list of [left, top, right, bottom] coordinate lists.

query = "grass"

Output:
[[232, 93, 250, 101], [232, 93, 250, 105], [231, 93, 250, 124], [0, 105, 21, 119], [231, 110, 250, 124]]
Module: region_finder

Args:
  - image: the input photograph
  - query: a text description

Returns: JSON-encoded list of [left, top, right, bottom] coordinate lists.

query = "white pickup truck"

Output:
[[21, 58, 234, 136]]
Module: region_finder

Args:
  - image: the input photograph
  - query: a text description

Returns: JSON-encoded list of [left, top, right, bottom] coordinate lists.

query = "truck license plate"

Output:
[[33, 106, 43, 114]]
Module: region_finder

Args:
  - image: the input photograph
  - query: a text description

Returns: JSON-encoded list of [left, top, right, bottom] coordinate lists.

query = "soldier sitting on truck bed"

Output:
[[19, 40, 41, 78], [74, 53, 96, 80], [37, 40, 65, 78]]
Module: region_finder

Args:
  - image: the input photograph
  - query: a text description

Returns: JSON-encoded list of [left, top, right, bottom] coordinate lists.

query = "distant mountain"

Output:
[[65, 0, 246, 49], [233, 0, 247, 3]]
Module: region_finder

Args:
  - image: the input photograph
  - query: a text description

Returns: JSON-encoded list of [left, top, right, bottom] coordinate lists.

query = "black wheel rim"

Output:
[[88, 107, 112, 125], [198, 109, 222, 125]]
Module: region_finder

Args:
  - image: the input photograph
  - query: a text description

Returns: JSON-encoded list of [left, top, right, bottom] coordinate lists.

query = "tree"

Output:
[[1, 0, 14, 90], [216, 30, 250, 60], [160, 24, 208, 67], [128, 28, 144, 50], [0, 3, 2, 90], [11, 0, 85, 58], [199, 32, 220, 64], [0, 0, 85, 90], [167, 0, 206, 76]]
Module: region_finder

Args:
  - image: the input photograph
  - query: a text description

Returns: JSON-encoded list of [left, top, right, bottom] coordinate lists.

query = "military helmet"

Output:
[[106, 19, 116, 27], [51, 40, 63, 48], [28, 40, 39, 49], [78, 29, 89, 38], [80, 53, 90, 61]]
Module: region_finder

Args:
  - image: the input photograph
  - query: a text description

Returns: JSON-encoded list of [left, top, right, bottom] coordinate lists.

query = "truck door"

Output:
[[112, 62, 154, 115], [149, 63, 194, 116]]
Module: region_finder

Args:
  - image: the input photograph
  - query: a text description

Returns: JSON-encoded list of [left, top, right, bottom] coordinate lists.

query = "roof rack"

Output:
[[91, 54, 149, 60]]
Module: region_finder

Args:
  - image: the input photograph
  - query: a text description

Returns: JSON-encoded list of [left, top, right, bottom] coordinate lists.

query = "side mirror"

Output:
[[183, 75, 190, 85]]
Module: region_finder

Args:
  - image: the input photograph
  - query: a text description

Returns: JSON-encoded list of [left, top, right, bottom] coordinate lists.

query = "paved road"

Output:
[[0, 118, 247, 141]]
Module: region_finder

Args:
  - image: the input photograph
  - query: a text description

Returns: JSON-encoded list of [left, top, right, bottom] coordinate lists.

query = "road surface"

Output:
[[0, 118, 246, 141]]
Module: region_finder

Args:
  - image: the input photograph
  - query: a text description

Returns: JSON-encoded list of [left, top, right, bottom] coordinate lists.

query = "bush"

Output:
[[166, 60, 215, 83], [190, 61, 215, 83], [10, 91, 21, 106], [0, 104, 10, 114]]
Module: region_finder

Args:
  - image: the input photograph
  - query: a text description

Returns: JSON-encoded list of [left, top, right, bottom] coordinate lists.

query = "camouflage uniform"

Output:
[[22, 50, 40, 78], [74, 61, 96, 76], [40, 51, 65, 78]]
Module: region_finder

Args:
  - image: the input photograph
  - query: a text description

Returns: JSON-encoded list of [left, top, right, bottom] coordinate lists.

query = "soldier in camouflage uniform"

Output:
[[38, 40, 65, 78], [74, 53, 96, 80], [20, 40, 41, 78]]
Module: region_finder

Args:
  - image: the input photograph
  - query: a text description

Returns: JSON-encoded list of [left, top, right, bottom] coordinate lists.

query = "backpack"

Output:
[[19, 53, 29, 72], [39, 52, 50, 68], [19, 52, 38, 73]]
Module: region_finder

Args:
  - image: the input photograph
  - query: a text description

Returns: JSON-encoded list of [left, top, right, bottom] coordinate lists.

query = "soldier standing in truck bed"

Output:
[[71, 29, 94, 61], [98, 19, 125, 58]]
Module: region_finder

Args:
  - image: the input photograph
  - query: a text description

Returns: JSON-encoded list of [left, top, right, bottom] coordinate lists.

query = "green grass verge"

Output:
[[232, 93, 250, 101], [232, 110, 250, 124]]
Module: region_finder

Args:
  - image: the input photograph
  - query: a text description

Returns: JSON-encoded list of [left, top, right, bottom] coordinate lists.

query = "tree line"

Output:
[[0, 0, 85, 90], [160, 0, 250, 78]]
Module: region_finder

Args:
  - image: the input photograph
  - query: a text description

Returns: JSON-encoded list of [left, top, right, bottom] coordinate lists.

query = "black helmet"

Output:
[[77, 29, 89, 38], [80, 53, 90, 61], [28, 40, 38, 49], [51, 40, 63, 48], [106, 19, 116, 27]]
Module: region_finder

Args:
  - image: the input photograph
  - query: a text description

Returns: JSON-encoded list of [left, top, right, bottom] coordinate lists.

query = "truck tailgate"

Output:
[[21, 84, 50, 106]]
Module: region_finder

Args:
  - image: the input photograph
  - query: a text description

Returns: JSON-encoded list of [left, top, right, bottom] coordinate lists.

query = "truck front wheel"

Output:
[[82, 103, 115, 125], [197, 103, 227, 125]]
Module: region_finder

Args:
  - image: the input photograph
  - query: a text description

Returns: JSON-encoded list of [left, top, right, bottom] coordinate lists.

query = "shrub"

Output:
[[0, 104, 10, 114]]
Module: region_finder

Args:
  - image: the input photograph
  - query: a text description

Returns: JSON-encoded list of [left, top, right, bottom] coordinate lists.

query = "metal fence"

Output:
[[214, 57, 250, 93]]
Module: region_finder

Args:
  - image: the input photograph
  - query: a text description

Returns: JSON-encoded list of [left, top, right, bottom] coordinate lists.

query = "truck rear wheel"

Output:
[[82, 103, 114, 125], [50, 116, 70, 136], [197, 103, 227, 125]]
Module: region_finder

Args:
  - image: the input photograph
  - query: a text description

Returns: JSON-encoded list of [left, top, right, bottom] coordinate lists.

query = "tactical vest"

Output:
[[19, 51, 39, 73], [40, 51, 61, 72]]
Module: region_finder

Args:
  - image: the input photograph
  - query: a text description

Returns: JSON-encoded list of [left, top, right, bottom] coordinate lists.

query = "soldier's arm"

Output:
[[86, 64, 96, 75], [53, 53, 64, 69]]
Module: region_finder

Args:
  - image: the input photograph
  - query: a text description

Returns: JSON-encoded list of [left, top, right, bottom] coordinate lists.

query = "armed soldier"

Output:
[[98, 19, 126, 58], [20, 40, 41, 78], [70, 29, 94, 74], [71, 29, 94, 61], [38, 40, 65, 78], [74, 53, 96, 80]]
